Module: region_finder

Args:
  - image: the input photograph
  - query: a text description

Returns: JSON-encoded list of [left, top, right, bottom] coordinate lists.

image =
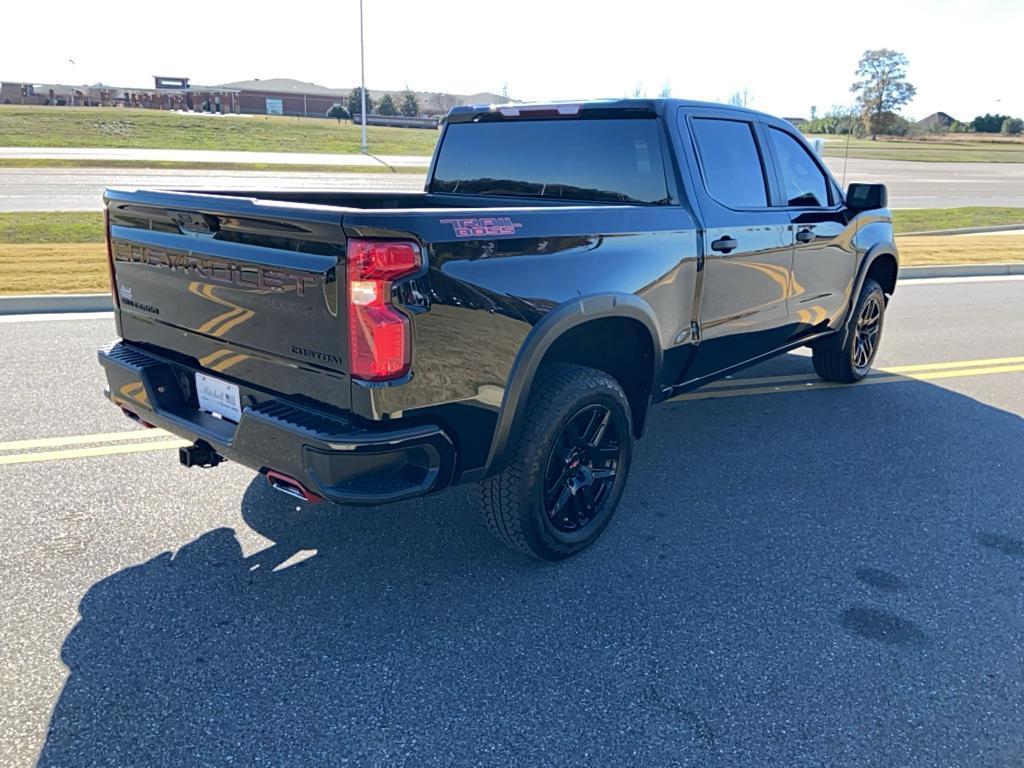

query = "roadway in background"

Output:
[[4, 157, 1024, 211]]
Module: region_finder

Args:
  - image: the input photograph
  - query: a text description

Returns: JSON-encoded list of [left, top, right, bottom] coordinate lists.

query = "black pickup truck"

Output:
[[98, 99, 897, 560]]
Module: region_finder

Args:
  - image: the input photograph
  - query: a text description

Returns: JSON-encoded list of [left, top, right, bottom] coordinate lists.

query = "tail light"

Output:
[[103, 208, 119, 308], [347, 239, 421, 381]]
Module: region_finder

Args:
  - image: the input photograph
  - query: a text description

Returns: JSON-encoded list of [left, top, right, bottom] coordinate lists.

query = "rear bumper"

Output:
[[98, 341, 455, 505]]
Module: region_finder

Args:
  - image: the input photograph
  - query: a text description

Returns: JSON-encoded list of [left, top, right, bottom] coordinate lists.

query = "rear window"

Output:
[[430, 118, 670, 204], [689, 118, 769, 208]]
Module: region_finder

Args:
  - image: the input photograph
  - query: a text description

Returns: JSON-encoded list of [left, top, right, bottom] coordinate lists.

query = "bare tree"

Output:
[[432, 92, 459, 115], [659, 80, 672, 98], [727, 87, 753, 108]]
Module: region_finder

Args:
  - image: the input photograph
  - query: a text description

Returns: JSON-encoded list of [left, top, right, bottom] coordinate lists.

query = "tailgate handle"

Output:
[[171, 211, 220, 238]]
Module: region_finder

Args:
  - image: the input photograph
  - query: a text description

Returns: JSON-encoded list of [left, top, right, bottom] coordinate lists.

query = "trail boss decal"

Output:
[[440, 217, 523, 238]]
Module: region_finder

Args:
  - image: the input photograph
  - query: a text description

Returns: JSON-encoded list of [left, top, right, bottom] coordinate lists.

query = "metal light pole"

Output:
[[359, 0, 368, 153]]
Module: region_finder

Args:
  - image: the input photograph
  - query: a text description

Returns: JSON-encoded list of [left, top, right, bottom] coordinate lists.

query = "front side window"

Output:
[[689, 118, 769, 208], [768, 127, 831, 207]]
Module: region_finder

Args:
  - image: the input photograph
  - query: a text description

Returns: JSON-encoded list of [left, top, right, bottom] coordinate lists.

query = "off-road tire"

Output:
[[812, 278, 886, 383], [479, 363, 634, 560]]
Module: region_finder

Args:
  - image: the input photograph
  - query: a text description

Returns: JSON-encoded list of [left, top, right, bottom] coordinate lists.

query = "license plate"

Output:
[[195, 372, 242, 422]]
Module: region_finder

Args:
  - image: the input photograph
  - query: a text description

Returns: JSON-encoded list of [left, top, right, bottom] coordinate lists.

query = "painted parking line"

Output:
[[674, 360, 1024, 402], [702, 355, 1024, 391], [0, 428, 172, 452], [1, 354, 1021, 465], [0, 439, 190, 466]]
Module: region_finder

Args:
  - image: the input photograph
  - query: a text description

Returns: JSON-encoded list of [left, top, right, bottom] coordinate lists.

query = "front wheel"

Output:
[[812, 278, 886, 383], [479, 363, 634, 560]]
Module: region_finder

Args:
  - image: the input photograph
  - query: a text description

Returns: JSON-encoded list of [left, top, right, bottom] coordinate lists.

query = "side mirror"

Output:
[[846, 183, 888, 211]]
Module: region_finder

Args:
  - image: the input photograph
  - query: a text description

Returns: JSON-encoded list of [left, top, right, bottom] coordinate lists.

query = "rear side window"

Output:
[[690, 118, 768, 208], [430, 118, 670, 204], [768, 127, 831, 207]]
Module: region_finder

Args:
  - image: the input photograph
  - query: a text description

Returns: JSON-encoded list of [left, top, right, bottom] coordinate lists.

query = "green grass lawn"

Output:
[[814, 135, 1024, 163], [0, 211, 105, 243], [2, 106, 1022, 164], [0, 158, 426, 173], [0, 105, 439, 156], [893, 207, 1024, 233]]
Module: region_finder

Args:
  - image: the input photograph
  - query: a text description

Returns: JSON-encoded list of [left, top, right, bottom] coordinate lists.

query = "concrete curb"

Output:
[[900, 263, 1024, 279], [2, 264, 1023, 315], [0, 293, 112, 315]]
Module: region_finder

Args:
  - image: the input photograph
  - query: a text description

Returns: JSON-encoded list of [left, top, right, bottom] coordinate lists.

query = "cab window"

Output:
[[768, 127, 831, 207], [689, 118, 769, 209]]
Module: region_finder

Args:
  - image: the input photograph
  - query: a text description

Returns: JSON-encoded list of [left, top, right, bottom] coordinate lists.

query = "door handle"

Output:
[[795, 229, 815, 243], [710, 236, 738, 254]]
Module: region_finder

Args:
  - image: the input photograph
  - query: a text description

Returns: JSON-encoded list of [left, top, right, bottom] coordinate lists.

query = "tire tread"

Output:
[[479, 363, 631, 559]]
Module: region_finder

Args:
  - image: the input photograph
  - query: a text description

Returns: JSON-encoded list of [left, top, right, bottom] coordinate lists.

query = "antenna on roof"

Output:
[[841, 100, 856, 188]]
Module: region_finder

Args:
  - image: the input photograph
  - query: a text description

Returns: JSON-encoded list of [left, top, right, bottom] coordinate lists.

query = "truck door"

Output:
[[761, 123, 856, 337], [676, 108, 796, 377]]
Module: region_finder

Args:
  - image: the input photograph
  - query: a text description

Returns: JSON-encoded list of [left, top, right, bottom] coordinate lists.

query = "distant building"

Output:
[[1, 74, 510, 124], [783, 116, 810, 128], [0, 76, 239, 113], [219, 78, 352, 118], [917, 111, 957, 131], [218, 77, 509, 119]]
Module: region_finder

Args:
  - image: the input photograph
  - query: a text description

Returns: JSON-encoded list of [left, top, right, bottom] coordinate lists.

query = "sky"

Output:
[[1, 0, 1021, 121]]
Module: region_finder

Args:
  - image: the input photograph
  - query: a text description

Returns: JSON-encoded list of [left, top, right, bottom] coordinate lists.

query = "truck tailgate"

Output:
[[106, 189, 351, 410]]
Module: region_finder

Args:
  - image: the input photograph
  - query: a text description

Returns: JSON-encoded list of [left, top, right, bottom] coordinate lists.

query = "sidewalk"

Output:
[[0, 147, 432, 168]]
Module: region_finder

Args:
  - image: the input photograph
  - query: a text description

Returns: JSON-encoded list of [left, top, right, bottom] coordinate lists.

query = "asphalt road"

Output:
[[0, 167, 424, 212], [0, 147, 431, 168], [4, 157, 1024, 211], [1, 278, 1023, 767]]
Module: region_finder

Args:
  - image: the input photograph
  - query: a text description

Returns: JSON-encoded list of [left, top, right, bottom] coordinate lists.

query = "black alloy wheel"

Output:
[[479, 363, 635, 560], [852, 291, 883, 374], [543, 404, 623, 533], [811, 277, 887, 383]]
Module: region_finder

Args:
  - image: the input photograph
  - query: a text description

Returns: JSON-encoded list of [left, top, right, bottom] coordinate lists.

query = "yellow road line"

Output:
[[704, 355, 1024, 390], [0, 439, 190, 466], [674, 362, 1024, 401], [1, 355, 1021, 465], [0, 429, 172, 452]]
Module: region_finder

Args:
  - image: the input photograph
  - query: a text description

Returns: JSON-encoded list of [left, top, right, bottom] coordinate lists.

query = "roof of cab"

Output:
[[446, 98, 780, 124]]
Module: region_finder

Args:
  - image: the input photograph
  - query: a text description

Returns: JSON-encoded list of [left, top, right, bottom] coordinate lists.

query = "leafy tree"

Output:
[[800, 106, 864, 137], [348, 86, 374, 116], [326, 103, 350, 123], [377, 94, 398, 116], [400, 89, 420, 117], [850, 49, 916, 139], [1002, 117, 1024, 135], [971, 113, 1011, 133]]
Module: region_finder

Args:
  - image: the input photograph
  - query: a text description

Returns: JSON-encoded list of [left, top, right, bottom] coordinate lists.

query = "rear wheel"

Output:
[[479, 363, 633, 560], [812, 278, 886, 383]]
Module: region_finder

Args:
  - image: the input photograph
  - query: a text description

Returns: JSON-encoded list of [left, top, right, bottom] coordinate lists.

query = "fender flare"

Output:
[[482, 293, 664, 478], [839, 241, 899, 346]]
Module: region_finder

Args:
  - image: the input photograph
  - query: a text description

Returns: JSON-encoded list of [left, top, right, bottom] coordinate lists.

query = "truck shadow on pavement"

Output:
[[40, 364, 1024, 767]]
